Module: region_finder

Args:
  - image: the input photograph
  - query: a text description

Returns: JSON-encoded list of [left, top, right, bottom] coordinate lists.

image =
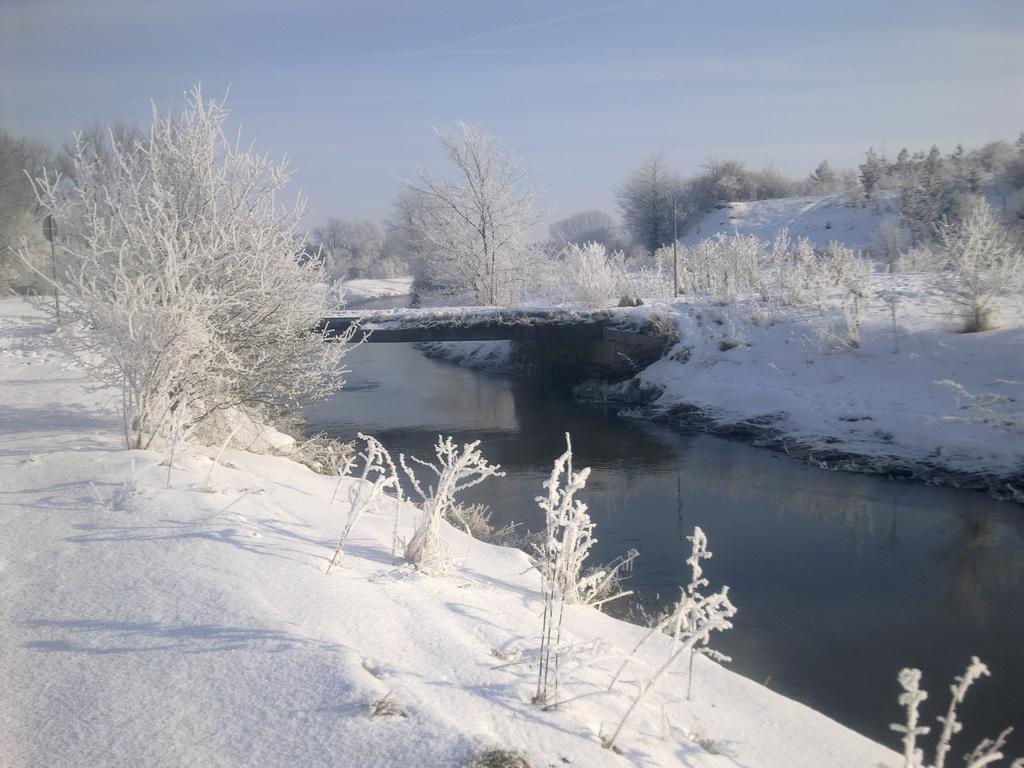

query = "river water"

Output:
[[305, 298, 1024, 755]]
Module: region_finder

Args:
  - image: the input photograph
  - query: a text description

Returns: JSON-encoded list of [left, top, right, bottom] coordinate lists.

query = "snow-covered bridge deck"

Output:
[[319, 307, 671, 379]]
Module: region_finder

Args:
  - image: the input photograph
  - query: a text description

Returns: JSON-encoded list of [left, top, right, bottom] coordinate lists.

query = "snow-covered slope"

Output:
[[682, 192, 899, 252], [0, 298, 900, 767], [636, 275, 1024, 494]]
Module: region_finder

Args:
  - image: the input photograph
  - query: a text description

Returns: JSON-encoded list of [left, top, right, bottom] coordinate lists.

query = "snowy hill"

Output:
[[681, 192, 899, 252]]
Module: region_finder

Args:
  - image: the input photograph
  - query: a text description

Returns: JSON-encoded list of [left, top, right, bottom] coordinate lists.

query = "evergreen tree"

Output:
[[859, 147, 886, 200], [808, 160, 837, 189]]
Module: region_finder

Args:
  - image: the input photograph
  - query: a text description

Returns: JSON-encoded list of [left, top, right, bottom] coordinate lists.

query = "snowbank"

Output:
[[0, 297, 900, 767], [634, 275, 1024, 497]]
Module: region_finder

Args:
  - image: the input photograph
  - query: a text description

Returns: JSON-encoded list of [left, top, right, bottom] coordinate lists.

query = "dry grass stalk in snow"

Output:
[[467, 748, 533, 768], [327, 433, 402, 572], [533, 434, 637, 709], [399, 435, 504, 572], [890, 656, 1023, 768], [604, 526, 736, 751]]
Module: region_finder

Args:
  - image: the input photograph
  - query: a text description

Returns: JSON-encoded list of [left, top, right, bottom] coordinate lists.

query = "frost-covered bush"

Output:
[[872, 217, 911, 264], [400, 435, 504, 572], [23, 87, 355, 449], [932, 197, 1023, 332], [559, 242, 629, 308], [898, 246, 939, 273], [669, 233, 763, 303], [290, 433, 355, 476], [890, 657, 1023, 768], [669, 230, 872, 315]]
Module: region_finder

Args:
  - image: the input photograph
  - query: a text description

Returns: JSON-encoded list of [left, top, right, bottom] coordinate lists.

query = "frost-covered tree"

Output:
[[403, 122, 541, 305], [933, 197, 1023, 332], [383, 187, 432, 278], [23, 86, 354, 449], [901, 145, 954, 245], [549, 209, 623, 250], [311, 217, 385, 280], [808, 160, 839, 192], [616, 154, 683, 256], [860, 147, 887, 200], [0, 129, 52, 293]]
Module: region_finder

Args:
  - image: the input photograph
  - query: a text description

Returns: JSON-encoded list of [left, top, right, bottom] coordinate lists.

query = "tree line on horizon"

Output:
[[2, 113, 1023, 299]]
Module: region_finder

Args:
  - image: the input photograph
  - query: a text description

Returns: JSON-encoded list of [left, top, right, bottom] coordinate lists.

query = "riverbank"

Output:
[[0, 296, 902, 767], [419, 274, 1024, 502]]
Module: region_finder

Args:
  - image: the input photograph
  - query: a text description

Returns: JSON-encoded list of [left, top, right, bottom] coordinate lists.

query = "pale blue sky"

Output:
[[2, 0, 1022, 229]]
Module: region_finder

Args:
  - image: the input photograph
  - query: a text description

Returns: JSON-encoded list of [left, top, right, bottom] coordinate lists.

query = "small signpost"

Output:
[[42, 214, 60, 322]]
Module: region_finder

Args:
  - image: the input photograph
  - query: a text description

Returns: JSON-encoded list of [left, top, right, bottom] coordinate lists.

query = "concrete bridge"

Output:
[[319, 308, 672, 380]]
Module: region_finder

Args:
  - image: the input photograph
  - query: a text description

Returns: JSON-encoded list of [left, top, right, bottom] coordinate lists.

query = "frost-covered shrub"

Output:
[[400, 435, 504, 572], [670, 233, 763, 303], [23, 87, 355, 449], [560, 242, 629, 308], [290, 434, 355, 476], [897, 245, 938, 273], [669, 230, 871, 314], [873, 217, 911, 264]]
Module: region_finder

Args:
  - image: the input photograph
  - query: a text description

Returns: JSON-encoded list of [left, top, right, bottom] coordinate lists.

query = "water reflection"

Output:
[[305, 337, 1024, 755]]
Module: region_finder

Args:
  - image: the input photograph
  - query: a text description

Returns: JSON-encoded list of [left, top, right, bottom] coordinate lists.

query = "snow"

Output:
[[681, 192, 899, 253], [0, 297, 901, 767], [636, 274, 1024, 491], [342, 276, 415, 303]]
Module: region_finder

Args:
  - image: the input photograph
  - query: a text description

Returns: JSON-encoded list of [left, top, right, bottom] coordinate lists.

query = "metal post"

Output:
[[42, 215, 59, 322], [672, 198, 679, 297]]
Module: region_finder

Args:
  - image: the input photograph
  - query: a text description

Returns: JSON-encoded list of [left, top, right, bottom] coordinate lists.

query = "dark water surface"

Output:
[[305, 299, 1024, 755]]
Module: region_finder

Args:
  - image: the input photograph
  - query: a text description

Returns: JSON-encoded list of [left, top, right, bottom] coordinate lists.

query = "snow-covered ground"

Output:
[[343, 276, 414, 303], [0, 297, 901, 767], [681, 192, 898, 252], [634, 274, 1024, 495]]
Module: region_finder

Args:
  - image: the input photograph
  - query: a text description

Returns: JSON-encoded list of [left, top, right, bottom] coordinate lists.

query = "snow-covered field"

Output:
[[681, 192, 898, 252], [343, 276, 414, 303], [0, 297, 901, 767]]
